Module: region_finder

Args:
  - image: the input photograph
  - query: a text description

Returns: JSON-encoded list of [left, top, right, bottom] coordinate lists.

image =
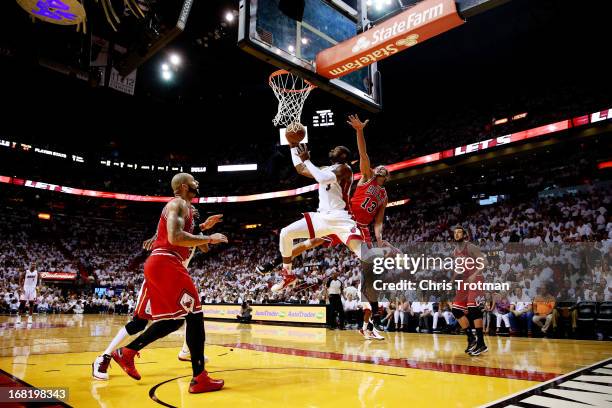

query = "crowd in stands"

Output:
[[0, 169, 610, 338]]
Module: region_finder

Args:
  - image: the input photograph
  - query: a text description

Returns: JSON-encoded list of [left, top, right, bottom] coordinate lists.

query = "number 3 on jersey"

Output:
[[360, 197, 378, 213]]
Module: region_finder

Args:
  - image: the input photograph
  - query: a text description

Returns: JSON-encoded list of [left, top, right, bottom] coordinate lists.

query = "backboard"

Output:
[[238, 0, 382, 112]]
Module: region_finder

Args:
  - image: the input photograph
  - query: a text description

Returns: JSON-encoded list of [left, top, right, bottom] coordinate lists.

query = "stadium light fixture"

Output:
[[169, 54, 181, 66]]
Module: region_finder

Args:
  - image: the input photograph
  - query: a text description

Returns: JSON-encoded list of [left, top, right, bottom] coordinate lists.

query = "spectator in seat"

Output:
[[508, 287, 533, 336], [73, 300, 84, 314], [413, 300, 433, 333], [394, 296, 408, 331], [532, 286, 556, 335], [494, 292, 512, 335], [9, 294, 19, 315], [432, 302, 454, 333], [236, 301, 253, 323], [342, 293, 361, 328], [38, 300, 49, 314], [380, 301, 397, 331]]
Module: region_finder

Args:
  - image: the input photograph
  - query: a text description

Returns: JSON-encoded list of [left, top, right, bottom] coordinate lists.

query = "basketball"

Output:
[[285, 122, 306, 144]]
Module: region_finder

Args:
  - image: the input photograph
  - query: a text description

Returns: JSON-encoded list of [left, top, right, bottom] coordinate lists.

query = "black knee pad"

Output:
[[467, 306, 483, 321], [125, 317, 148, 335], [452, 307, 466, 320]]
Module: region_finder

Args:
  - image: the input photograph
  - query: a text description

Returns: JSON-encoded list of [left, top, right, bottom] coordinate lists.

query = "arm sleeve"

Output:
[[290, 147, 303, 167], [303, 160, 337, 184]]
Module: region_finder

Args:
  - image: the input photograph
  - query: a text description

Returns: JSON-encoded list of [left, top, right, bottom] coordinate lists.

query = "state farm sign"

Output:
[[316, 0, 464, 79]]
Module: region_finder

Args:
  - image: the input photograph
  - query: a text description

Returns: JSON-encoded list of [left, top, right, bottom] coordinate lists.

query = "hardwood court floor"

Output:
[[0, 315, 610, 407]]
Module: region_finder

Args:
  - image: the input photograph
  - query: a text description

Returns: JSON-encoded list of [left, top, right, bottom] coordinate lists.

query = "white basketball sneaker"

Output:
[[370, 328, 385, 340], [92, 354, 112, 380], [359, 328, 374, 340]]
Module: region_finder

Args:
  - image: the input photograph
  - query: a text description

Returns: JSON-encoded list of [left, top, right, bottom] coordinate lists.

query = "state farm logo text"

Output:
[[329, 2, 444, 77], [351, 3, 441, 53]]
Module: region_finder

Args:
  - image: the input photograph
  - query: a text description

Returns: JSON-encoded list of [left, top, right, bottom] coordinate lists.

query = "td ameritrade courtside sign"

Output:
[[316, 0, 464, 79], [16, 0, 86, 25]]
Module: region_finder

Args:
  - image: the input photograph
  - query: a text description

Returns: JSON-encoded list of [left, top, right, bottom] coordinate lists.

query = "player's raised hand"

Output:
[[209, 233, 228, 244], [346, 114, 369, 130], [142, 237, 156, 251], [200, 214, 223, 230], [296, 143, 310, 161]]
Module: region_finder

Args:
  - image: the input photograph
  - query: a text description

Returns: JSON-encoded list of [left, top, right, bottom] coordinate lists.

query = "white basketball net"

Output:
[[269, 70, 315, 127]]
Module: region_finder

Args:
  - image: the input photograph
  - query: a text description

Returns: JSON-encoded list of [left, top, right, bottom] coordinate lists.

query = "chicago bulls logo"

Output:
[[180, 292, 195, 312]]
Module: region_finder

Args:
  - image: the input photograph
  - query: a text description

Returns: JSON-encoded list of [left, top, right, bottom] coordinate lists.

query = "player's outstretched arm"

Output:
[[347, 114, 373, 181], [200, 214, 223, 230], [166, 199, 228, 247]]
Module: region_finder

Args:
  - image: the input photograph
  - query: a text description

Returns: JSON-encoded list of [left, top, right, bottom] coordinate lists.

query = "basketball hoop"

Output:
[[269, 69, 316, 127]]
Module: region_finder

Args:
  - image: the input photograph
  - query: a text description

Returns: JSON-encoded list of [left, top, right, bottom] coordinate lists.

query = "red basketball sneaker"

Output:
[[111, 347, 141, 380], [271, 269, 297, 292], [188, 371, 224, 393]]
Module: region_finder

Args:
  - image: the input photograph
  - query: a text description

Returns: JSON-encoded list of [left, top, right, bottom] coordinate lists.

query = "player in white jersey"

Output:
[[18, 263, 38, 324], [272, 144, 363, 292], [92, 213, 222, 380]]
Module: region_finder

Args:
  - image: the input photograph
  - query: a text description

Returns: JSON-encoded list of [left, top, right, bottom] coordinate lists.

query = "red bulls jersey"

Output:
[[151, 200, 195, 261], [350, 177, 387, 225]]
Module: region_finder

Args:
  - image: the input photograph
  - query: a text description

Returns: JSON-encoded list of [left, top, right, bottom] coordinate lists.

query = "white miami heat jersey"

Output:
[[23, 270, 38, 289], [318, 163, 352, 213]]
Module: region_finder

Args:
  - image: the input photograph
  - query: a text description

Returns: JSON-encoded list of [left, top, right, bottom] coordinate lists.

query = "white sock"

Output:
[[362, 322, 368, 330], [283, 263, 293, 274], [104, 327, 128, 356], [181, 338, 189, 354]]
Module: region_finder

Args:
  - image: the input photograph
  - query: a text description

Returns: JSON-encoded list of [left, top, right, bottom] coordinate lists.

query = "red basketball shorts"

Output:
[[134, 253, 201, 321]]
